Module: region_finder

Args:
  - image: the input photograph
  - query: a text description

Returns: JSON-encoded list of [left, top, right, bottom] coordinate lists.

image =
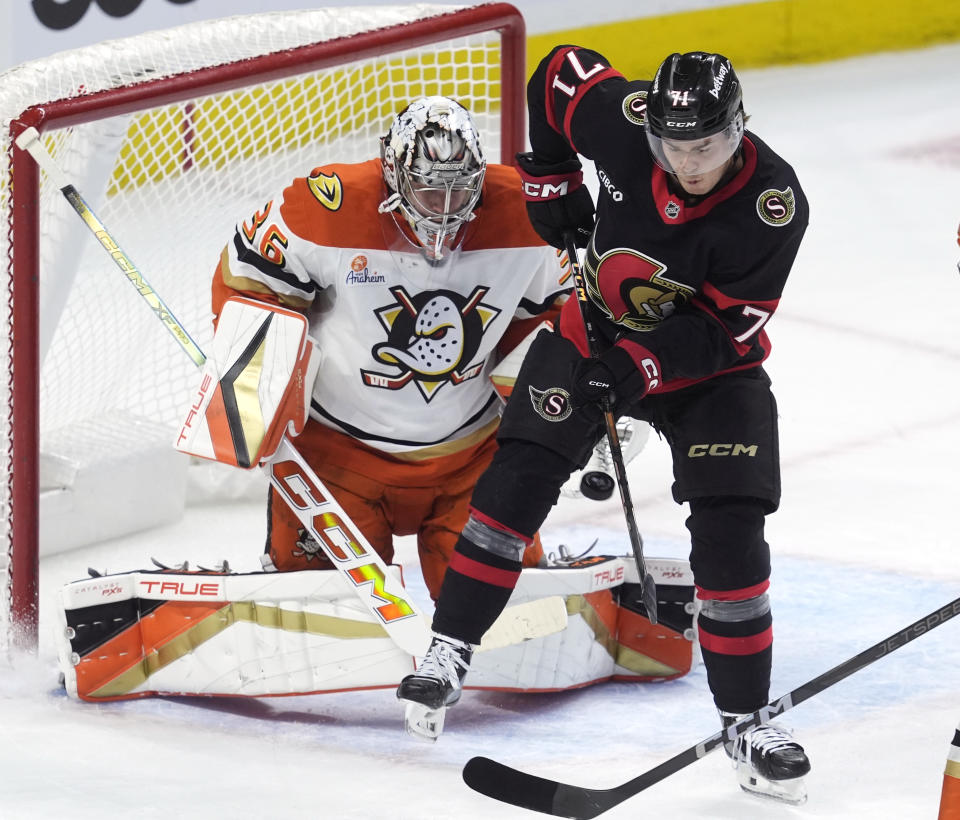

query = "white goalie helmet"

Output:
[[379, 96, 486, 262]]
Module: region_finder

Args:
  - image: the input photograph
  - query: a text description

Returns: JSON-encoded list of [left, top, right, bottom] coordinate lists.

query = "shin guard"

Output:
[[431, 516, 526, 645]]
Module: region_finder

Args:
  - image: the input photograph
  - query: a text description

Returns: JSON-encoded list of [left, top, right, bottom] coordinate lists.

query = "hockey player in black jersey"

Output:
[[398, 47, 811, 804]]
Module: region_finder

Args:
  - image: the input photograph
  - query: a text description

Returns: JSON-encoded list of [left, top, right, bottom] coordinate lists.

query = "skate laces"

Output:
[[734, 724, 798, 764], [546, 538, 599, 566], [593, 438, 613, 473], [416, 638, 470, 687]]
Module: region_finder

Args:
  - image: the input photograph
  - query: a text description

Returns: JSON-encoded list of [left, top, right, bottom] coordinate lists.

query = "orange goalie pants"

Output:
[[267, 422, 543, 600]]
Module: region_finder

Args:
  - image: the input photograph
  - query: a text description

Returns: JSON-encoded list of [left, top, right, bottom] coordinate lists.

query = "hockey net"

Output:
[[0, 3, 525, 651]]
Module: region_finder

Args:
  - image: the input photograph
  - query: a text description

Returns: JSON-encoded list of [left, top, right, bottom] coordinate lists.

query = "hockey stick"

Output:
[[562, 232, 657, 625], [463, 594, 960, 818], [14, 126, 435, 655], [477, 595, 568, 653]]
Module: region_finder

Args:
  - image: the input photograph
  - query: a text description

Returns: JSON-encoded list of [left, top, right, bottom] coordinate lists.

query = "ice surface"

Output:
[[3, 42, 960, 820]]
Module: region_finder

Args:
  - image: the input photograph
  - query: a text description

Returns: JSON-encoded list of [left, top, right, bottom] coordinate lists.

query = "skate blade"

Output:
[[403, 700, 446, 743], [737, 768, 808, 805]]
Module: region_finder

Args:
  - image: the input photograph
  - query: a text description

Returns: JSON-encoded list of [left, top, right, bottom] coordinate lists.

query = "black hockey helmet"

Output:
[[645, 52, 744, 173]]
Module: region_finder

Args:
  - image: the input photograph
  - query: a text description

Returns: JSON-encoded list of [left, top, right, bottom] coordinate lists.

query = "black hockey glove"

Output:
[[571, 345, 656, 408], [515, 152, 595, 249]]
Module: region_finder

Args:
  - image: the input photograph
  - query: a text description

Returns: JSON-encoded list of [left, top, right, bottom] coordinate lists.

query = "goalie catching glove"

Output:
[[515, 151, 595, 249], [175, 297, 321, 467]]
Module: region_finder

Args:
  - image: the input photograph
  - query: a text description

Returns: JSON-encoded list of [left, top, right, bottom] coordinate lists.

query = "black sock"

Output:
[[431, 536, 521, 645]]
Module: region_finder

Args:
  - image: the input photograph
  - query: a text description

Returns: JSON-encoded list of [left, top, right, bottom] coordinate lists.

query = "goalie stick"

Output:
[[463, 594, 960, 819], [13, 127, 437, 653], [563, 232, 657, 625]]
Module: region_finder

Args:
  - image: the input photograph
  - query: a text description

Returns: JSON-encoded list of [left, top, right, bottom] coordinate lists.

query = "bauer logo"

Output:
[[528, 385, 572, 422], [756, 187, 796, 226], [346, 255, 385, 285]]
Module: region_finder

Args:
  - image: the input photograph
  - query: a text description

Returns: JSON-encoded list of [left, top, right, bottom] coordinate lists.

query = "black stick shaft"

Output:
[[563, 233, 657, 624], [463, 594, 960, 819]]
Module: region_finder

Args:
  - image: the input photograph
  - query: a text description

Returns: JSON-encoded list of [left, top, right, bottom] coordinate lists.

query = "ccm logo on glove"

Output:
[[522, 176, 579, 200], [572, 345, 662, 407]]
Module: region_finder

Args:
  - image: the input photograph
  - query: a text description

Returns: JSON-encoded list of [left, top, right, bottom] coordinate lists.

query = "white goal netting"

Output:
[[0, 3, 524, 650]]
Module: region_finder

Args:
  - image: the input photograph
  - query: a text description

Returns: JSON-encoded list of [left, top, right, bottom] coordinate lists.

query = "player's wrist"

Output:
[[515, 152, 584, 201]]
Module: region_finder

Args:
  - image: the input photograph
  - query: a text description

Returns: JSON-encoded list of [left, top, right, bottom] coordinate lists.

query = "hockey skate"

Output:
[[397, 634, 473, 742], [721, 711, 811, 805]]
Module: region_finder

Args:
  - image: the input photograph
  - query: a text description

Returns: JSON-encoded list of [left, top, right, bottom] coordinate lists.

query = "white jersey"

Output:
[[214, 159, 569, 456]]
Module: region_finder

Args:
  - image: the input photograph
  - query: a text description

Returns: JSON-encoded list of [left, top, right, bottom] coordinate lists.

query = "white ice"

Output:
[[3, 42, 960, 820]]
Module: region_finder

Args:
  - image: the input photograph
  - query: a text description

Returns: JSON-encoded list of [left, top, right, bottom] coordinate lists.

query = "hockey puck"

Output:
[[580, 470, 615, 501]]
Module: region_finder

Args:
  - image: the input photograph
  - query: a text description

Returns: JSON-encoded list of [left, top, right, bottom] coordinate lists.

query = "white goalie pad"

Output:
[[468, 555, 695, 691], [56, 567, 414, 700], [175, 297, 321, 468], [56, 557, 694, 701]]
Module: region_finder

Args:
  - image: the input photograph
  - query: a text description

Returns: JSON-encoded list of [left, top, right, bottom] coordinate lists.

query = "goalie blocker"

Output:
[[55, 556, 695, 701], [175, 296, 321, 468]]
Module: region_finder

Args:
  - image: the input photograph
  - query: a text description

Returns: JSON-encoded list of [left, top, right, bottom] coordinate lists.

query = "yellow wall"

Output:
[[527, 0, 960, 80]]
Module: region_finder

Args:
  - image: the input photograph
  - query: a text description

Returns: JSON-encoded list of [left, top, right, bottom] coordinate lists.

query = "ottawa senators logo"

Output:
[[361, 285, 500, 401], [756, 186, 796, 226], [622, 90, 648, 126], [529, 386, 572, 422], [585, 244, 694, 332]]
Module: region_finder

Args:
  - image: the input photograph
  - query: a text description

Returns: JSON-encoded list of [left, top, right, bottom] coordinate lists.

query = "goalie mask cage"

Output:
[[0, 3, 525, 652]]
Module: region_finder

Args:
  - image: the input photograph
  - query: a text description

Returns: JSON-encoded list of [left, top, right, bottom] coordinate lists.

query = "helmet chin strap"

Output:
[[377, 191, 402, 214]]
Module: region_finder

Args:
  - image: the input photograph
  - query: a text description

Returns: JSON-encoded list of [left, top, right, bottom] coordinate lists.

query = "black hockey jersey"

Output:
[[528, 45, 809, 393]]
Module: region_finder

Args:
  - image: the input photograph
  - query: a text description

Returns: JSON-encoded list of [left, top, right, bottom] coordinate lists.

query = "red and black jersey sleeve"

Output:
[[527, 45, 628, 163]]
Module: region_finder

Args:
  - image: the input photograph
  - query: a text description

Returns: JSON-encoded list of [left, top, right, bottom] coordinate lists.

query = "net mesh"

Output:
[[0, 4, 516, 650]]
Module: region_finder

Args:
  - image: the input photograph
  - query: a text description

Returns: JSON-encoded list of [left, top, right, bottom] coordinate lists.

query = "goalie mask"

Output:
[[379, 96, 486, 262]]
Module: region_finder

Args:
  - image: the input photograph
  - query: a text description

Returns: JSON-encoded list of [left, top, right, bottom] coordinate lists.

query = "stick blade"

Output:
[[463, 757, 615, 820], [641, 571, 659, 625], [478, 595, 568, 653]]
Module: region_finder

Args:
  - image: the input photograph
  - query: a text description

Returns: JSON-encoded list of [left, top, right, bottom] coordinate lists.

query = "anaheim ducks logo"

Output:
[[585, 244, 694, 332], [361, 285, 500, 401], [307, 170, 343, 211]]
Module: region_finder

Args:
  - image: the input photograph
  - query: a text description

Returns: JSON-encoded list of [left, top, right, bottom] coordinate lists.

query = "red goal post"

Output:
[[1, 3, 526, 651]]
